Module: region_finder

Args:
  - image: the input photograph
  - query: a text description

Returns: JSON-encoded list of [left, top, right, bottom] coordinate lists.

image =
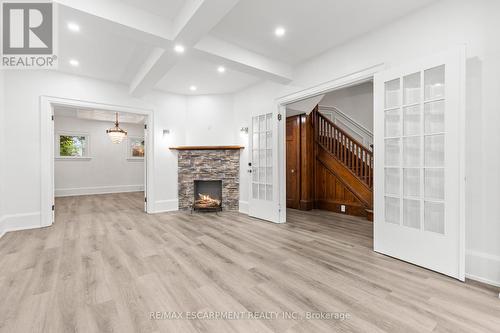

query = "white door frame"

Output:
[[40, 96, 155, 227], [275, 63, 385, 223]]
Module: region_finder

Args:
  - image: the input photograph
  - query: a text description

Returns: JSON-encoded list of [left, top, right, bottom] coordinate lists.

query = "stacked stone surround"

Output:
[[178, 150, 240, 211]]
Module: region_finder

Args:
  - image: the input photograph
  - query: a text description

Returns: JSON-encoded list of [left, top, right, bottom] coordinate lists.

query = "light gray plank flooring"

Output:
[[0, 192, 499, 333]]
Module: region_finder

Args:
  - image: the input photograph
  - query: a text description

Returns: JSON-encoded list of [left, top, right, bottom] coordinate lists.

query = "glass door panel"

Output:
[[382, 65, 446, 234], [424, 168, 444, 200], [403, 137, 420, 167], [385, 109, 401, 137], [424, 135, 444, 167], [385, 79, 400, 109], [385, 139, 400, 166], [424, 100, 445, 134], [403, 168, 420, 198], [424, 65, 445, 100], [385, 197, 400, 225], [424, 201, 445, 234], [403, 105, 421, 135], [403, 199, 420, 229], [251, 113, 273, 202], [403, 72, 421, 105], [385, 168, 400, 196]]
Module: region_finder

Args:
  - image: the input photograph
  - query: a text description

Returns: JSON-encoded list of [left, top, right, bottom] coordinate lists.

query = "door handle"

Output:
[[291, 169, 295, 173]]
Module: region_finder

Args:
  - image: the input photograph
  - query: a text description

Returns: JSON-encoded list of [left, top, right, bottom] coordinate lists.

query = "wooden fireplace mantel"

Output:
[[169, 146, 244, 151]]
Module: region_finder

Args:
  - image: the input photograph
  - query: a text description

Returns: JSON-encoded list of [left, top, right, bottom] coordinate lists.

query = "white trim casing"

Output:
[[276, 64, 384, 106], [239, 200, 249, 215], [154, 199, 179, 213], [0, 212, 43, 239], [466, 250, 500, 287]]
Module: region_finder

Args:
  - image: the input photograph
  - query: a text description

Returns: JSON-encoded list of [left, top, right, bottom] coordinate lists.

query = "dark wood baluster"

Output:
[[356, 145, 359, 177], [363, 151, 367, 181], [343, 135, 346, 165], [329, 124, 333, 154], [326, 123, 329, 152], [349, 139, 352, 170], [348, 139, 351, 169], [322, 119, 325, 146]]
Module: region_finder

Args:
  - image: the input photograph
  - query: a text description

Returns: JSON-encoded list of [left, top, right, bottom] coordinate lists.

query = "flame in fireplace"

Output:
[[195, 193, 221, 208]]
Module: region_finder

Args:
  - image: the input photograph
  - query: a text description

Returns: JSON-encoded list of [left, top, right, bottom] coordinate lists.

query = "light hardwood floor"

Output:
[[0, 192, 499, 333]]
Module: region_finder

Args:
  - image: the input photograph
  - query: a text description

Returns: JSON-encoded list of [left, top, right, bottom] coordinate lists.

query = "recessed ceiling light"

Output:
[[189, 85, 197, 91], [67, 22, 80, 32], [69, 59, 79, 67], [217, 66, 226, 73], [275, 26, 286, 37], [174, 44, 185, 54]]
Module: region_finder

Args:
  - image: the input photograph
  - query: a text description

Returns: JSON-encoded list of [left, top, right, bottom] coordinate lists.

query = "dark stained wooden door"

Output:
[[286, 115, 301, 209]]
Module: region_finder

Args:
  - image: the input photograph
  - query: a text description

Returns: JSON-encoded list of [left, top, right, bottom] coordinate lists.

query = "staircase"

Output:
[[311, 106, 374, 219]]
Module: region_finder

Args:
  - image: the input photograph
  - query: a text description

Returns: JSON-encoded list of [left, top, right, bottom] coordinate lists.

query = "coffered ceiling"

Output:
[[53, 0, 438, 96]]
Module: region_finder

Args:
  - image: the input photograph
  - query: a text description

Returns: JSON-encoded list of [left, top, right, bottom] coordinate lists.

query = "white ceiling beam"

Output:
[[194, 36, 293, 84], [129, 0, 241, 96], [54, 0, 172, 45], [173, 0, 238, 46], [128, 48, 181, 97]]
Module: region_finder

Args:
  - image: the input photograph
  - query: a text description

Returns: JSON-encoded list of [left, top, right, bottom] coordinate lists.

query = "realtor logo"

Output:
[[1, 1, 57, 68]]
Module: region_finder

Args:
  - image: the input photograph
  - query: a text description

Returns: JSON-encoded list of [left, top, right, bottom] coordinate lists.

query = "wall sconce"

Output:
[[240, 127, 249, 134], [162, 129, 171, 136]]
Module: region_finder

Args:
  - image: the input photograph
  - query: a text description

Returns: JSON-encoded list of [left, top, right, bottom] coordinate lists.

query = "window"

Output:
[[127, 136, 145, 160], [56, 133, 89, 158]]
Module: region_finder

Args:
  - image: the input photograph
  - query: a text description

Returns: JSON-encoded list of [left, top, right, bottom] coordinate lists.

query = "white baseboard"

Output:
[[154, 199, 179, 213], [0, 212, 41, 239], [239, 200, 249, 215], [0, 216, 5, 239], [466, 250, 500, 287], [55, 185, 144, 197]]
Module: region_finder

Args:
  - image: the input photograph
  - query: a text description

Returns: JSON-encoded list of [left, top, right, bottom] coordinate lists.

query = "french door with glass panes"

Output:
[[248, 112, 280, 222], [374, 49, 465, 280]]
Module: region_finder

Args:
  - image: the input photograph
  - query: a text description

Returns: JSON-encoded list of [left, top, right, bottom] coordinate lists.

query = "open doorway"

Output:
[[52, 106, 148, 214], [40, 97, 155, 227], [283, 80, 374, 221]]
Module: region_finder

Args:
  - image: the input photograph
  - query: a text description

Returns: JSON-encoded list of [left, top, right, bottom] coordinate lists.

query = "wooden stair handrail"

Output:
[[314, 106, 372, 151], [312, 105, 373, 188]]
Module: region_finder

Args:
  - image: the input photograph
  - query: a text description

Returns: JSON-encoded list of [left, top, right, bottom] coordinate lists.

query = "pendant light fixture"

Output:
[[106, 112, 127, 144]]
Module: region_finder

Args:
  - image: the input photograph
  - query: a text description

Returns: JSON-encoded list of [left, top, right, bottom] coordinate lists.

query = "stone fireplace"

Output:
[[173, 146, 242, 211]]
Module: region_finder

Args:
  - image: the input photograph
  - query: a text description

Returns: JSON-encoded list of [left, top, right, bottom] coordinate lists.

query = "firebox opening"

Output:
[[193, 180, 223, 212]]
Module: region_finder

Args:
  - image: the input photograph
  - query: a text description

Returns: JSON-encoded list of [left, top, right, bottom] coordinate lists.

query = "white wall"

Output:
[[234, 0, 500, 286], [319, 82, 373, 131], [186, 95, 236, 145], [286, 94, 324, 116], [54, 116, 144, 197]]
